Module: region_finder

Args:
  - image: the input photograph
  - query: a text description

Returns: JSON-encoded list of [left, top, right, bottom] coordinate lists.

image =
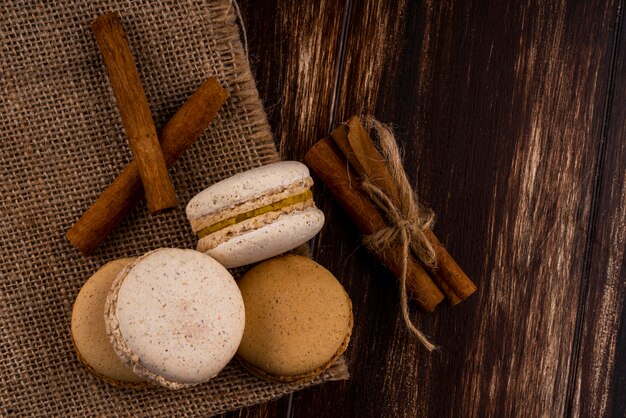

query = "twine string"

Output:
[[231, 0, 250, 64], [359, 116, 437, 350]]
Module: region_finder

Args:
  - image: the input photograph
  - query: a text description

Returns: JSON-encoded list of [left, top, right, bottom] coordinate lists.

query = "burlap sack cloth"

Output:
[[0, 0, 349, 416]]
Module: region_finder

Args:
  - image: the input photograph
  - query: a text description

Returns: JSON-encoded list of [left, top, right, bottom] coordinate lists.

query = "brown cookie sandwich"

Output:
[[71, 258, 148, 388], [236, 255, 353, 383]]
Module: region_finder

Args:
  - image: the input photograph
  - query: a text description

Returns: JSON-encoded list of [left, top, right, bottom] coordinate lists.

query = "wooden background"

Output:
[[227, 0, 626, 416]]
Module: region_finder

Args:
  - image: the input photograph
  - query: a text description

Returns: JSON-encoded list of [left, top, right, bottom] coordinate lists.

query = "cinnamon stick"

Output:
[[425, 229, 476, 300], [66, 77, 229, 255], [330, 117, 477, 303], [305, 139, 444, 312], [92, 12, 177, 214]]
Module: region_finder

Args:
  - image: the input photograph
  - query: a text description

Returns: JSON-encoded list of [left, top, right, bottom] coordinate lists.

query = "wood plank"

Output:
[[239, 0, 349, 161], [572, 1, 626, 415], [219, 1, 348, 416], [290, 0, 620, 416]]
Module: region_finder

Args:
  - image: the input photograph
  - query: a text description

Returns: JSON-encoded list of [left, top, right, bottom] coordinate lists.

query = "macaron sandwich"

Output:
[[236, 255, 353, 382], [71, 258, 148, 388], [186, 161, 325, 268], [72, 248, 245, 389]]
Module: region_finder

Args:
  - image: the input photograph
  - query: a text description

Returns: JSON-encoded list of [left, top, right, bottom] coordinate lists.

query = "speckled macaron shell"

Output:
[[105, 248, 245, 390], [236, 255, 353, 382], [186, 161, 311, 221], [185, 161, 325, 268], [71, 258, 147, 387], [204, 207, 325, 268]]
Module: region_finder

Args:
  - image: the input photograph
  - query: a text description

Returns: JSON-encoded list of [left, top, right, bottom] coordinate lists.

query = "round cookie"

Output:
[[71, 258, 147, 388], [186, 161, 325, 268], [236, 255, 353, 382], [105, 248, 245, 390]]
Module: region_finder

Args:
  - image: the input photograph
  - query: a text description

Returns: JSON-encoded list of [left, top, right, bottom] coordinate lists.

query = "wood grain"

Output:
[[240, 0, 349, 160], [572, 1, 626, 415], [291, 0, 622, 417], [230, 0, 626, 416]]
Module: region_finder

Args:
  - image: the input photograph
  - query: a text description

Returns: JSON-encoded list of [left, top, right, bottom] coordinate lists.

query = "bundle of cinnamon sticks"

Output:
[[305, 117, 476, 312]]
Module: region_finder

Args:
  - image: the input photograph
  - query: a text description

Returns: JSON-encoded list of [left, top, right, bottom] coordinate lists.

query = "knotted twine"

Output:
[[359, 116, 438, 350]]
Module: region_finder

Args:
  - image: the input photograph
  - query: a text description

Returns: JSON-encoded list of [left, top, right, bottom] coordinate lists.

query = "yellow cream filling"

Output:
[[197, 190, 313, 238]]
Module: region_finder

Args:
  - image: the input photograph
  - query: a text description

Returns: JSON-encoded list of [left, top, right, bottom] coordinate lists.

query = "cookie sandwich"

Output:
[[186, 161, 325, 268], [236, 255, 353, 382], [105, 248, 245, 389], [71, 258, 148, 388]]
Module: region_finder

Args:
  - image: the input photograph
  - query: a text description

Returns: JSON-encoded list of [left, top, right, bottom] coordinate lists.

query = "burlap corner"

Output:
[[0, 1, 348, 416]]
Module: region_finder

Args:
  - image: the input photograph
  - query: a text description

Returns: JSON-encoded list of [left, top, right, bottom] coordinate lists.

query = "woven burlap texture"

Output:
[[0, 1, 348, 416]]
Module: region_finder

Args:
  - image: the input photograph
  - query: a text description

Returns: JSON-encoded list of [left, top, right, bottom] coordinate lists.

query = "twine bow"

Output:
[[359, 117, 438, 350]]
